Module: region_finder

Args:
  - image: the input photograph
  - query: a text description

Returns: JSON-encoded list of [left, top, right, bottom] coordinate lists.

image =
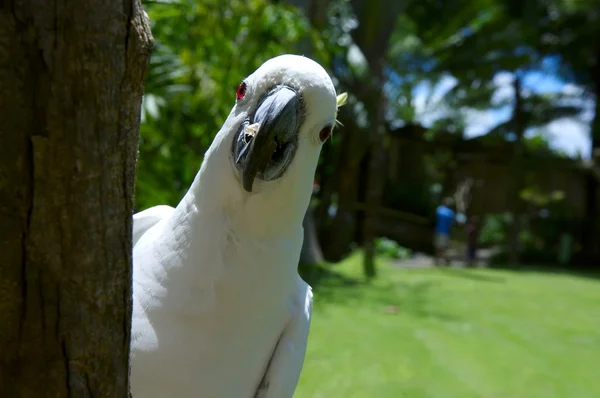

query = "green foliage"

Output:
[[374, 237, 413, 260], [389, 0, 591, 146], [520, 186, 565, 207], [137, 0, 315, 210], [523, 131, 569, 157], [479, 213, 510, 245], [503, 0, 600, 88], [486, 91, 584, 139]]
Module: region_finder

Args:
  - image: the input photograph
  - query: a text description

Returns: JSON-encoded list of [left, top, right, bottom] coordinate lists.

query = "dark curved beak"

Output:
[[237, 86, 300, 192]]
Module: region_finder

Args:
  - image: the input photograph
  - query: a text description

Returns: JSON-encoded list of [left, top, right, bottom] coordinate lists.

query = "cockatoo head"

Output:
[[229, 55, 337, 194], [197, 55, 339, 233]]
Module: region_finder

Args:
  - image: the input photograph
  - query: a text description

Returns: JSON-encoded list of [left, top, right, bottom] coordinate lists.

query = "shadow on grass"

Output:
[[437, 267, 506, 283], [391, 280, 457, 321], [299, 262, 457, 321], [486, 250, 600, 281], [299, 262, 361, 291], [489, 264, 600, 282]]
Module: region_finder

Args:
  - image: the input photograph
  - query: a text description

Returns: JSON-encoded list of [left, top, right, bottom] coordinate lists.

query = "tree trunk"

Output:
[[284, 0, 330, 31], [324, 118, 366, 261], [508, 76, 525, 266], [361, 62, 387, 278], [355, 147, 371, 246], [0, 1, 153, 396], [314, 136, 335, 236], [583, 49, 600, 265], [282, 0, 332, 267], [299, 205, 324, 265], [349, 0, 408, 277]]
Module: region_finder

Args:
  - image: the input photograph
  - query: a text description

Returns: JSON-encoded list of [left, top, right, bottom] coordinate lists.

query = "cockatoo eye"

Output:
[[319, 126, 332, 142], [236, 82, 247, 100]]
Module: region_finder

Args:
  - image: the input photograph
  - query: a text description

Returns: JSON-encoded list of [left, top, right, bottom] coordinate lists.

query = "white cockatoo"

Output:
[[130, 54, 340, 398]]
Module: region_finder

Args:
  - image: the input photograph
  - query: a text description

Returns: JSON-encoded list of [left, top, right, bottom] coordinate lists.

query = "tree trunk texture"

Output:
[[508, 76, 525, 266], [0, 1, 153, 396]]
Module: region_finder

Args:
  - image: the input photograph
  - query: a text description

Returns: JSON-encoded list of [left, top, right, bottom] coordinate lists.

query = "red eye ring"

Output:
[[319, 126, 332, 142], [236, 82, 247, 100]]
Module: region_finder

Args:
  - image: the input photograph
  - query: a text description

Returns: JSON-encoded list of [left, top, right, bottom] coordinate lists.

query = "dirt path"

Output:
[[390, 247, 499, 269]]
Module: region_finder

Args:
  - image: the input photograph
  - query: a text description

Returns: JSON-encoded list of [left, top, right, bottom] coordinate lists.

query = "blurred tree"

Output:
[[0, 0, 152, 395], [320, 0, 408, 278], [282, 0, 332, 266], [315, 0, 368, 263], [502, 0, 600, 263], [507, 76, 525, 264], [354, 0, 414, 278], [403, 0, 585, 263]]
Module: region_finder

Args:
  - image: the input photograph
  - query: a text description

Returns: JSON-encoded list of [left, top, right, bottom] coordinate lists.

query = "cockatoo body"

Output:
[[130, 54, 338, 398]]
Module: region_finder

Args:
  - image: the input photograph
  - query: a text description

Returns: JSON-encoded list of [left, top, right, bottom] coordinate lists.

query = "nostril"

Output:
[[243, 122, 259, 144]]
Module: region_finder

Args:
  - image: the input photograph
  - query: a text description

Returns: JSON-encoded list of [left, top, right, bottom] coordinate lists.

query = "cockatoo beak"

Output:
[[235, 85, 300, 192]]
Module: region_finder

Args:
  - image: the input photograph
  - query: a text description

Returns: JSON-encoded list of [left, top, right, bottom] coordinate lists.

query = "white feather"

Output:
[[132, 205, 175, 246], [130, 54, 336, 397]]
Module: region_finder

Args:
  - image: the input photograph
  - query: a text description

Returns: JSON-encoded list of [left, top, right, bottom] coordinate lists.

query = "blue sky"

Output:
[[350, 44, 594, 158], [411, 70, 594, 158]]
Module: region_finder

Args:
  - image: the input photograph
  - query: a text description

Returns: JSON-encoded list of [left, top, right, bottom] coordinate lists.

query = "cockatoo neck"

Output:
[[185, 124, 313, 239]]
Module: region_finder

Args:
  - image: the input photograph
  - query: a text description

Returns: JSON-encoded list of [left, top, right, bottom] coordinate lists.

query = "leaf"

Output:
[[336, 92, 348, 108]]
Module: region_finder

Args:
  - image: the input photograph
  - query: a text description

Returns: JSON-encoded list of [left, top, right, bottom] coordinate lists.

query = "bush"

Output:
[[375, 237, 413, 260]]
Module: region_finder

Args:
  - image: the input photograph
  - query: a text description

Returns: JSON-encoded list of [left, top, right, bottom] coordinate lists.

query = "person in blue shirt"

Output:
[[434, 197, 457, 265]]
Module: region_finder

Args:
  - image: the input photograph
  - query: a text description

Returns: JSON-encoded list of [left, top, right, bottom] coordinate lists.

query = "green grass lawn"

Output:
[[296, 254, 600, 398]]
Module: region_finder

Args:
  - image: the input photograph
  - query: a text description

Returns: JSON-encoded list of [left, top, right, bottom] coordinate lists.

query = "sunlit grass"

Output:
[[296, 253, 600, 398]]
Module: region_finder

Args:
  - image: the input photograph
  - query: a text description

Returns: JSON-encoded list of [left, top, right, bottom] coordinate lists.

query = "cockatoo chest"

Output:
[[131, 221, 303, 398]]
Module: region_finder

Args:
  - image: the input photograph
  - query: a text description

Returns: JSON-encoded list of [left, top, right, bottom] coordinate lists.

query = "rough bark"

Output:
[[0, 0, 153, 396]]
